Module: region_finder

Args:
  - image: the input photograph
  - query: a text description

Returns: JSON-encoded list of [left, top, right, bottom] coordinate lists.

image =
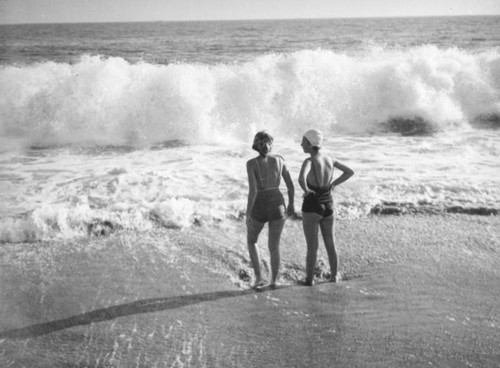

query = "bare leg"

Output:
[[302, 212, 322, 285], [267, 218, 286, 286], [320, 214, 337, 282], [247, 218, 265, 288]]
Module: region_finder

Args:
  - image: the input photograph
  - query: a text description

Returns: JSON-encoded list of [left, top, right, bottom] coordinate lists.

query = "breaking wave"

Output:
[[1, 45, 500, 148]]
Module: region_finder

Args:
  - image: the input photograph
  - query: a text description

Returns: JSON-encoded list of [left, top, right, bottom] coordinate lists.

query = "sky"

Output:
[[1, 0, 500, 24]]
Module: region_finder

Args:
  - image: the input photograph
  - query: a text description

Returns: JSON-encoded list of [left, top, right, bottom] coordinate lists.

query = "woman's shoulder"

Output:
[[246, 157, 258, 167], [319, 152, 335, 164], [271, 154, 285, 162], [314, 154, 335, 168]]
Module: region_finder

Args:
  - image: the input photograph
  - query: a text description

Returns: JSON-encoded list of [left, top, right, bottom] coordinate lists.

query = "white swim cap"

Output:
[[303, 129, 323, 147]]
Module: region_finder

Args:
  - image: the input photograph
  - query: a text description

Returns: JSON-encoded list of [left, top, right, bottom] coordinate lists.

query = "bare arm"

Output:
[[332, 161, 354, 188], [281, 161, 295, 215], [246, 160, 258, 219]]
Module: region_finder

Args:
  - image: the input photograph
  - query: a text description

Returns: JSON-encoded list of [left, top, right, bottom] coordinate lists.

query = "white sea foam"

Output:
[[1, 46, 499, 242], [1, 46, 499, 149], [0, 129, 499, 242]]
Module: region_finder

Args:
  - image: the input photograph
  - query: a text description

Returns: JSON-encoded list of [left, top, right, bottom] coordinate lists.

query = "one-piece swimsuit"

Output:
[[301, 158, 335, 217], [251, 156, 286, 223]]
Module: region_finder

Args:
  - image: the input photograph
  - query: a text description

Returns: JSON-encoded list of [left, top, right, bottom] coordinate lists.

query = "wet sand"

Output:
[[1, 215, 499, 367]]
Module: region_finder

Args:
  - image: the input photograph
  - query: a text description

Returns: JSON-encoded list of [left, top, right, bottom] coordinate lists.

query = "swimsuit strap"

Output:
[[255, 155, 282, 191], [255, 158, 265, 190]]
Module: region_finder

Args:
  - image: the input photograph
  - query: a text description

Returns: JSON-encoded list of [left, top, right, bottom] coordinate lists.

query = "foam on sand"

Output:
[[1, 215, 499, 366]]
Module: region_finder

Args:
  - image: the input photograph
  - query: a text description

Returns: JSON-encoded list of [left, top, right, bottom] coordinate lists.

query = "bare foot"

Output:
[[298, 278, 314, 286], [251, 279, 266, 289], [329, 272, 341, 283], [267, 282, 278, 289], [255, 282, 278, 292]]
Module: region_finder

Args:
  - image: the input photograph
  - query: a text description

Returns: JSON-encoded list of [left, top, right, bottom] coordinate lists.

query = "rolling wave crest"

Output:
[[1, 45, 499, 148]]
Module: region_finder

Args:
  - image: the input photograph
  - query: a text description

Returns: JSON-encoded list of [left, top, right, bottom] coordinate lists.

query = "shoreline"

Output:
[[1, 214, 499, 367], [3, 201, 499, 244], [370, 202, 500, 216]]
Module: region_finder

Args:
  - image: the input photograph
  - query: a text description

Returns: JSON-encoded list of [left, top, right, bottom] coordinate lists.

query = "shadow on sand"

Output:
[[0, 288, 272, 339]]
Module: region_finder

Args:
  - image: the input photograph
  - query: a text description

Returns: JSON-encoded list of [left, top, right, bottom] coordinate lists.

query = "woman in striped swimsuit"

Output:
[[299, 129, 354, 286], [246, 131, 295, 289]]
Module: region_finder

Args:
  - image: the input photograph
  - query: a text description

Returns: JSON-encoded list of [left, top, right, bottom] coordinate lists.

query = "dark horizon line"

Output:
[[1, 13, 498, 27]]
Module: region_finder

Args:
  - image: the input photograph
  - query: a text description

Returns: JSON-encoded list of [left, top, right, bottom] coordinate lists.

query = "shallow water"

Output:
[[1, 130, 499, 242], [1, 216, 499, 367]]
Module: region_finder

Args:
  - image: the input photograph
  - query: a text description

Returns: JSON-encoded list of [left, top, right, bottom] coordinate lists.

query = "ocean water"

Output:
[[1, 16, 499, 242]]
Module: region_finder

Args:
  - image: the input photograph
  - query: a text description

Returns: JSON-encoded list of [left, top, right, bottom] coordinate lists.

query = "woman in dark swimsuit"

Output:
[[246, 131, 295, 289], [299, 129, 354, 286]]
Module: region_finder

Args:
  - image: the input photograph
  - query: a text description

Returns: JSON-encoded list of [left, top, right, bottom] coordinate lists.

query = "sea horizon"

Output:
[[1, 13, 499, 26]]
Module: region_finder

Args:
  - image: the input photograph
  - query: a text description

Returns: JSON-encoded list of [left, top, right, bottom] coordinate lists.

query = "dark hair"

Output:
[[252, 131, 274, 151]]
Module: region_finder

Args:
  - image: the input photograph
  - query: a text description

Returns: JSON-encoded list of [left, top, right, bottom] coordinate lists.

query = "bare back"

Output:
[[248, 155, 283, 191], [305, 154, 335, 189]]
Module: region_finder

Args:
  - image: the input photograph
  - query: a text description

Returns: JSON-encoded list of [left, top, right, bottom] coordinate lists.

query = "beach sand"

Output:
[[1, 214, 499, 367]]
